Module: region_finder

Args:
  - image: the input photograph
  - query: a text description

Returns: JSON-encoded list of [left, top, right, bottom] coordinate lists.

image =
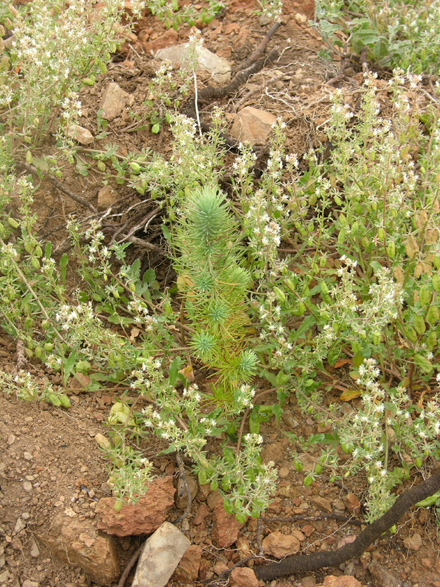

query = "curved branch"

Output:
[[255, 468, 440, 582]]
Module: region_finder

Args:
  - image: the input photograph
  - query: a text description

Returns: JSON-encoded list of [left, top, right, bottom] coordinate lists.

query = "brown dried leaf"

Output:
[[394, 265, 404, 284], [426, 229, 439, 245], [405, 235, 419, 258], [414, 211, 428, 230], [414, 262, 424, 278]]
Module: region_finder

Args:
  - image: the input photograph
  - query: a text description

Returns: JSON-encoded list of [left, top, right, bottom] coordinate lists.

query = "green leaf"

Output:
[[162, 224, 172, 243], [143, 268, 156, 285], [293, 315, 317, 340], [353, 353, 364, 368], [60, 253, 68, 286], [44, 241, 52, 259], [169, 356, 182, 386], [272, 404, 282, 426], [369, 261, 383, 275], [151, 123, 160, 134]]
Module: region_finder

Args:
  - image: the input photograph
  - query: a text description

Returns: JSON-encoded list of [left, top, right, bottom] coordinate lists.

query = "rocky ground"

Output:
[[1, 0, 440, 586]]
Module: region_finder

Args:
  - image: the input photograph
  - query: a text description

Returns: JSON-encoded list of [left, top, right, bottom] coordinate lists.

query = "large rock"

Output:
[[100, 82, 134, 121], [95, 477, 175, 536], [37, 513, 119, 586], [262, 532, 300, 559], [172, 544, 202, 582], [155, 44, 231, 85], [212, 496, 244, 548], [132, 521, 190, 587], [230, 107, 277, 146]]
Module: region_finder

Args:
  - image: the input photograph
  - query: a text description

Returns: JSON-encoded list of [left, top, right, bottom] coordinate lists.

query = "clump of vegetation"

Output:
[[1, 0, 440, 525], [315, 0, 440, 73]]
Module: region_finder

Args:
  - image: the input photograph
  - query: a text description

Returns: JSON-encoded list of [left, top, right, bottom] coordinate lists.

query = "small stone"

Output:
[[22, 582, 39, 587], [236, 536, 251, 556], [291, 530, 305, 542], [213, 562, 229, 576], [333, 499, 345, 511], [29, 536, 40, 558], [337, 535, 356, 549], [368, 561, 399, 587], [322, 576, 362, 587], [193, 503, 210, 525], [155, 44, 231, 85], [23, 481, 33, 492], [175, 473, 198, 509], [279, 467, 289, 478], [262, 532, 300, 559], [14, 517, 26, 534], [7, 434, 15, 445], [230, 567, 259, 587], [261, 442, 285, 465], [97, 185, 117, 211], [302, 577, 316, 587], [100, 82, 134, 121], [0, 552, 5, 569], [281, 411, 299, 429], [403, 532, 422, 551], [23, 452, 33, 461], [67, 124, 94, 145], [142, 28, 178, 54], [132, 522, 190, 587], [345, 493, 361, 514], [258, 13, 271, 26], [230, 107, 277, 146], [295, 12, 308, 24], [311, 496, 332, 513], [0, 570, 9, 583], [21, 512, 30, 519]]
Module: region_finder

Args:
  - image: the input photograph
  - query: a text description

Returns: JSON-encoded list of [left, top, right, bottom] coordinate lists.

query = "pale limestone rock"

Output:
[[155, 44, 231, 85], [132, 522, 190, 587], [100, 82, 134, 121], [67, 124, 94, 145]]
